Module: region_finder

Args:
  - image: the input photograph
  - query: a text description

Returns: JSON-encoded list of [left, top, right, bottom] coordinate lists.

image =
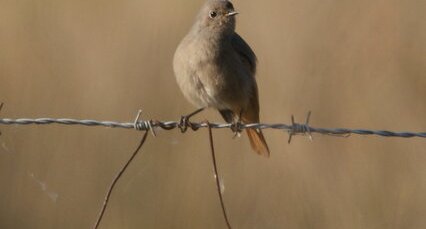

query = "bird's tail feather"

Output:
[[246, 128, 270, 157]]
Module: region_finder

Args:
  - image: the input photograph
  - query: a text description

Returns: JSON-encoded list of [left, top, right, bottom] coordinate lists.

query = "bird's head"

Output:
[[195, 0, 238, 35]]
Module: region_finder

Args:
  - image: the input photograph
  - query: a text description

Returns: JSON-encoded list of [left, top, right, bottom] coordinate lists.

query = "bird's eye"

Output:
[[209, 10, 217, 18]]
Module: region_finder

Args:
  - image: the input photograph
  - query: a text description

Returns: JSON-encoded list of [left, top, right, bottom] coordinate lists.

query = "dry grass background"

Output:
[[0, 0, 425, 228]]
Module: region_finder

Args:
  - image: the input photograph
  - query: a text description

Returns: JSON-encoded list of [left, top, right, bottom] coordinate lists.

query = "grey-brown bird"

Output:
[[173, 0, 270, 157]]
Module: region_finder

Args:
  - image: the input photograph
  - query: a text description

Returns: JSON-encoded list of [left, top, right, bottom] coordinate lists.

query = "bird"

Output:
[[173, 0, 270, 157]]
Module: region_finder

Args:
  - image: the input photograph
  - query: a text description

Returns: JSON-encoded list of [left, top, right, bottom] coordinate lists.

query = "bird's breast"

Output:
[[174, 36, 249, 110]]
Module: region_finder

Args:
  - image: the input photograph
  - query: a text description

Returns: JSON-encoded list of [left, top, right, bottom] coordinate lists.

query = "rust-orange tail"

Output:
[[246, 128, 270, 157]]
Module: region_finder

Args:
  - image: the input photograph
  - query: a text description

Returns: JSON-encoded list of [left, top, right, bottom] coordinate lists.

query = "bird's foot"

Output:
[[179, 115, 193, 133], [178, 108, 205, 133], [231, 120, 243, 139]]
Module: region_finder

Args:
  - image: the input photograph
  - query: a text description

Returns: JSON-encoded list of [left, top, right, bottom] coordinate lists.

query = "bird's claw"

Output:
[[179, 115, 190, 133], [231, 120, 243, 139]]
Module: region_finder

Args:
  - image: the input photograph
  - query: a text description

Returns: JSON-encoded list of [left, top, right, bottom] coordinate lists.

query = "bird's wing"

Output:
[[231, 33, 257, 75], [231, 33, 260, 122], [231, 34, 269, 156]]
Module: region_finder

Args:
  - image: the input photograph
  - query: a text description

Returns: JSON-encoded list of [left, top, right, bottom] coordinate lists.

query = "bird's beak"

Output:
[[226, 11, 239, 17]]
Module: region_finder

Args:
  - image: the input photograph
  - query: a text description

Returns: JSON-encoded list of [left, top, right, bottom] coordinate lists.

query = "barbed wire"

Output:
[[1, 106, 425, 229], [1, 112, 425, 141]]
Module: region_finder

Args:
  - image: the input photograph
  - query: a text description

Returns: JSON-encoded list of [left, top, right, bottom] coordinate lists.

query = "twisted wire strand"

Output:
[[1, 118, 425, 138]]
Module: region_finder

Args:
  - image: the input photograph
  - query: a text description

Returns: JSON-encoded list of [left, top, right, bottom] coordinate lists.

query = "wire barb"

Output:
[[288, 111, 313, 143], [134, 110, 156, 137], [133, 110, 143, 130]]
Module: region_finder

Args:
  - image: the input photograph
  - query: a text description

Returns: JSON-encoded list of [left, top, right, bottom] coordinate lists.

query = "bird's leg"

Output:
[[232, 109, 244, 138], [179, 107, 205, 133]]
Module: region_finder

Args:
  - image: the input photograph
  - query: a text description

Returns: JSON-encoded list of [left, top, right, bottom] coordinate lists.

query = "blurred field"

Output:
[[0, 0, 425, 228]]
